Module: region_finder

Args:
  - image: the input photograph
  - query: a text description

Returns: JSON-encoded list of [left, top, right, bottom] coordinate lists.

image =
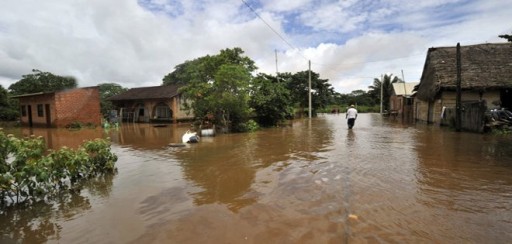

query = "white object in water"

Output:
[[182, 130, 200, 143]]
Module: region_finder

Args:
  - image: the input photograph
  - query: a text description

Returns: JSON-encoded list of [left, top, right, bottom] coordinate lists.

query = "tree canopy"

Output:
[[162, 48, 256, 131], [0, 85, 18, 120], [162, 47, 257, 86], [282, 70, 336, 115], [498, 33, 512, 42], [98, 83, 128, 117], [250, 73, 293, 127], [367, 74, 403, 112], [8, 69, 77, 95]]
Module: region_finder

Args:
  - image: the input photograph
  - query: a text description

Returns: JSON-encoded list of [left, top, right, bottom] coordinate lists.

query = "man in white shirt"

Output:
[[346, 104, 358, 129]]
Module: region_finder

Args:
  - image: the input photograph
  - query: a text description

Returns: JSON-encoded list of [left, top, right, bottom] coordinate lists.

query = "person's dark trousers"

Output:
[[347, 118, 356, 129]]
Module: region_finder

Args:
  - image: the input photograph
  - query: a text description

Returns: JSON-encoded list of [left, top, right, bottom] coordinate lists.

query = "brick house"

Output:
[[12, 86, 102, 127], [106, 85, 193, 123]]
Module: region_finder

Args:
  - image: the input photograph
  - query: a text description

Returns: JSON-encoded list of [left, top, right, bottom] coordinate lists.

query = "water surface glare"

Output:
[[1, 114, 512, 243]]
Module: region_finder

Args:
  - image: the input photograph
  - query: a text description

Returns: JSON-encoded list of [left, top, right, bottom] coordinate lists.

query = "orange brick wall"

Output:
[[18, 87, 101, 127], [54, 87, 101, 127]]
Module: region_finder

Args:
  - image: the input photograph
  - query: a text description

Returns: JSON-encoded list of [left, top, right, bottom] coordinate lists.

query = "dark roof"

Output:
[[107, 85, 181, 101], [415, 42, 512, 101]]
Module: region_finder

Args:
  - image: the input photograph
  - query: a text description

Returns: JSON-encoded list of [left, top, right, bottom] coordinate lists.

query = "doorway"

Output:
[[45, 104, 51, 127], [500, 89, 512, 110], [27, 105, 33, 127]]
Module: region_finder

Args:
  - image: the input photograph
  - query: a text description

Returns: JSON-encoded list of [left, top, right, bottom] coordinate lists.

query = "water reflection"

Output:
[[107, 123, 190, 150], [413, 128, 512, 243], [0, 173, 115, 243], [4, 127, 105, 149], [1, 115, 512, 243]]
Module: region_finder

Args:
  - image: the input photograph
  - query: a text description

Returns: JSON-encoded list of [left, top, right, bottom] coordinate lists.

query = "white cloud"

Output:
[[1, 0, 511, 94]]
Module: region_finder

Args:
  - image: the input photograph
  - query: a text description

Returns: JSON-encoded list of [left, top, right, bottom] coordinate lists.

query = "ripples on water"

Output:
[[1, 114, 512, 243]]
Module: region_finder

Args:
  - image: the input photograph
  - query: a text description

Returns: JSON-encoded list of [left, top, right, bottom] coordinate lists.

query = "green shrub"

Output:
[[234, 119, 260, 132], [0, 130, 117, 206]]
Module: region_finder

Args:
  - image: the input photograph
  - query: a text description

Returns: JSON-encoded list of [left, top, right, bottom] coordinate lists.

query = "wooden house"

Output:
[[107, 85, 193, 123], [414, 43, 512, 126], [12, 86, 101, 127], [389, 82, 418, 120]]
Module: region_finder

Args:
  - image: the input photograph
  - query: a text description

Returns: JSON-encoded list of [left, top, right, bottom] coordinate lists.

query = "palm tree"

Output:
[[368, 74, 402, 112]]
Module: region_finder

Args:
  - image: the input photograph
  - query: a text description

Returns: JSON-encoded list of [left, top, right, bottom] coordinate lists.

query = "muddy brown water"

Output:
[[1, 113, 512, 243]]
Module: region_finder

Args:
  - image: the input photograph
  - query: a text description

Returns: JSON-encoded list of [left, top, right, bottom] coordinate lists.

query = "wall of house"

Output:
[[414, 99, 431, 123], [54, 87, 101, 127], [439, 90, 500, 110], [174, 95, 193, 120], [19, 94, 56, 127], [414, 90, 499, 125], [114, 95, 193, 123], [390, 95, 402, 113]]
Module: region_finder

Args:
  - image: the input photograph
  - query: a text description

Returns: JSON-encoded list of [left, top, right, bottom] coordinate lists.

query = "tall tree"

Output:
[[367, 74, 402, 112], [250, 73, 293, 127], [8, 69, 77, 95], [498, 32, 512, 42], [286, 70, 335, 116], [98, 83, 128, 117], [162, 47, 257, 86], [0, 85, 18, 120], [163, 48, 257, 132]]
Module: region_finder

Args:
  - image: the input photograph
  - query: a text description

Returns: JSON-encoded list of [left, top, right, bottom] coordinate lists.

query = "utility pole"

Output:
[[308, 60, 312, 119], [402, 69, 407, 119], [401, 69, 406, 95], [456, 43, 462, 132], [275, 49, 279, 79], [380, 74, 383, 114]]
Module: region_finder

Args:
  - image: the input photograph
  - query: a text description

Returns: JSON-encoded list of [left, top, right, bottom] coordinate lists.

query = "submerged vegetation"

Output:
[[0, 129, 117, 206]]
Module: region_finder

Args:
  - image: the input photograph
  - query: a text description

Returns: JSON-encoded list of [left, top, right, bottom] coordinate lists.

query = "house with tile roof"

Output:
[[107, 85, 193, 123]]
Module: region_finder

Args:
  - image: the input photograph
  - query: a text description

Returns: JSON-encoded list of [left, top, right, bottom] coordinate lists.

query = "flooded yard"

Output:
[[2, 113, 512, 243]]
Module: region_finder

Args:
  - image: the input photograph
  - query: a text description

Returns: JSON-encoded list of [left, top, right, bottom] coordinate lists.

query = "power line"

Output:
[[240, 0, 425, 83], [240, 0, 309, 61]]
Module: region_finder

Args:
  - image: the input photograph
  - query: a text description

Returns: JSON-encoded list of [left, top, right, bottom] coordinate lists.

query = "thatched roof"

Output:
[[415, 42, 512, 101], [107, 85, 181, 101]]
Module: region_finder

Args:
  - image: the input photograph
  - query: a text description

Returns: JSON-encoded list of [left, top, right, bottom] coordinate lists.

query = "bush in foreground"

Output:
[[0, 129, 117, 206]]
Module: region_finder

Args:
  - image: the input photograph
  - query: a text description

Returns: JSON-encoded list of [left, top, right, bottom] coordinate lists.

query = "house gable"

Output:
[[415, 42, 512, 102], [14, 87, 101, 127]]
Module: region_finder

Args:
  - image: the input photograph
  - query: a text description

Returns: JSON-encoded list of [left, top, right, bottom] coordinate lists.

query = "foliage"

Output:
[[250, 73, 294, 127], [320, 104, 379, 113], [8, 69, 78, 95], [162, 47, 257, 86], [65, 121, 96, 130], [98, 83, 128, 117], [498, 33, 512, 42], [367, 74, 403, 112], [283, 71, 336, 116], [0, 85, 18, 121], [234, 119, 260, 132], [162, 48, 256, 132], [0, 130, 117, 206]]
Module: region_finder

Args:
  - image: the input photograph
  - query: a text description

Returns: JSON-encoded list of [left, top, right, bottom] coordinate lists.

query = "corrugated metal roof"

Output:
[[392, 82, 419, 96]]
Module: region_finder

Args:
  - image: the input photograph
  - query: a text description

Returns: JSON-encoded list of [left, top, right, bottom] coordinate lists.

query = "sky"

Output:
[[0, 0, 511, 94]]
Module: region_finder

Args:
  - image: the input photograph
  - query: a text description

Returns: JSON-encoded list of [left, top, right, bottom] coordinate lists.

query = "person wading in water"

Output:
[[346, 104, 358, 129]]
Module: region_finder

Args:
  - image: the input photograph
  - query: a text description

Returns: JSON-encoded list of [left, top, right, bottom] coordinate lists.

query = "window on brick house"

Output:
[[37, 104, 44, 117], [21, 105, 27, 117]]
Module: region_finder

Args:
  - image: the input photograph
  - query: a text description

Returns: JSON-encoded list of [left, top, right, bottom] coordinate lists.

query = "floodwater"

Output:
[[1, 114, 512, 243]]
